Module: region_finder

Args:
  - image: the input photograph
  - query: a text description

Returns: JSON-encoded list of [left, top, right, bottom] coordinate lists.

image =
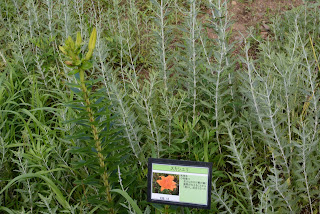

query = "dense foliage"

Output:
[[0, 0, 320, 213]]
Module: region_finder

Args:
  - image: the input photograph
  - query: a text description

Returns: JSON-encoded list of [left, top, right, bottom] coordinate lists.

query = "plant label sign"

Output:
[[147, 158, 212, 209]]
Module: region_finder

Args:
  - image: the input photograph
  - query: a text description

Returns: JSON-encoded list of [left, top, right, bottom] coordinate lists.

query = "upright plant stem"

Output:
[[190, 0, 197, 122], [79, 69, 114, 213], [159, 0, 172, 147]]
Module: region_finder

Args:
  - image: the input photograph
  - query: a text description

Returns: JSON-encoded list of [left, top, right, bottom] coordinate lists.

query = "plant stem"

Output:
[[79, 69, 114, 213]]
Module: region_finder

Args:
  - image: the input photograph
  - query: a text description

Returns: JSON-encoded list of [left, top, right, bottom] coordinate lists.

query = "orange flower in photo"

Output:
[[156, 175, 177, 191]]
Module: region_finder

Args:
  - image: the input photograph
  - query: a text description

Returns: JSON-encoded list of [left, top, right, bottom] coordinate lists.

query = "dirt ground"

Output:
[[228, 0, 304, 42]]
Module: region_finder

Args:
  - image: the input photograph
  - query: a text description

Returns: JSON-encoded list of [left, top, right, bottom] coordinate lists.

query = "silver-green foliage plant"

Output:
[[212, 3, 320, 213]]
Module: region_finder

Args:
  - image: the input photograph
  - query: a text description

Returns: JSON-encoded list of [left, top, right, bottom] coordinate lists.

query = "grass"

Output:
[[0, 0, 320, 213]]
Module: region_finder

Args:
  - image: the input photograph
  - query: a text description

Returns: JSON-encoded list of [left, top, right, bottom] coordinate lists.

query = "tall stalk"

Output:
[[59, 29, 115, 213], [151, 0, 174, 147]]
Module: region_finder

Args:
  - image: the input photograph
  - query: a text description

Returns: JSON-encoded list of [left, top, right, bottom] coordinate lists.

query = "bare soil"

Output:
[[229, 0, 304, 40]]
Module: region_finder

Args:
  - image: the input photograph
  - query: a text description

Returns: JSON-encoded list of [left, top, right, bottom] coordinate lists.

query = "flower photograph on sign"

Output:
[[153, 173, 179, 195]]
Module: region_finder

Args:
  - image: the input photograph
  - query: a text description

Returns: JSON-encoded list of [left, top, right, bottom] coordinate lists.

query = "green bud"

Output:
[[84, 49, 93, 61], [76, 32, 82, 48], [88, 28, 97, 52], [59, 46, 67, 55], [67, 36, 75, 51]]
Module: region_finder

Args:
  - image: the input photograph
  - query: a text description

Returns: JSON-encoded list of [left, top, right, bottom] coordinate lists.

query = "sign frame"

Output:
[[147, 158, 213, 209]]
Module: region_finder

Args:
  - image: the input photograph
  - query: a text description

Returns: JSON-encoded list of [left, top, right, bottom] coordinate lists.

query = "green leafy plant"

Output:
[[59, 29, 126, 213]]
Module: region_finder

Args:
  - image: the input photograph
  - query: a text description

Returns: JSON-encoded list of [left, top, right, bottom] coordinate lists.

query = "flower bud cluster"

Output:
[[59, 28, 97, 73]]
